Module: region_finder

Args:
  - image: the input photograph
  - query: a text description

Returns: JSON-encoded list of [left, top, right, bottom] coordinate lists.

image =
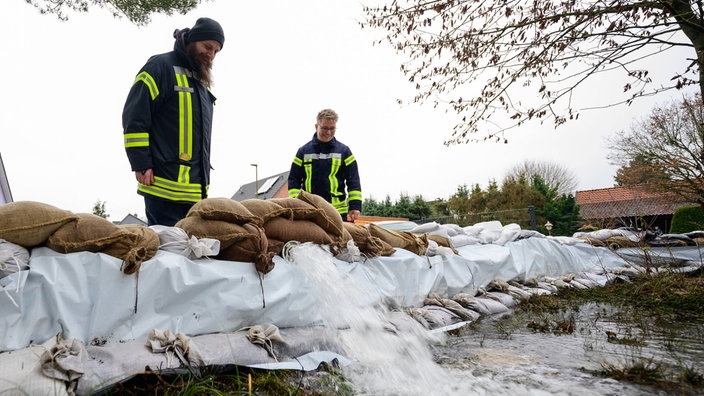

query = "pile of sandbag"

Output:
[[175, 198, 275, 273], [0, 201, 159, 274]]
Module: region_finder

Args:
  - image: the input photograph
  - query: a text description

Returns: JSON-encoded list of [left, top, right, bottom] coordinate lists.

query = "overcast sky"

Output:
[[2, 0, 697, 221]]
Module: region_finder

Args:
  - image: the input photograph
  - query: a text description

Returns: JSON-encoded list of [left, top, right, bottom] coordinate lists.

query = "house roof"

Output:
[[231, 170, 290, 201], [575, 185, 695, 219], [115, 214, 147, 226]]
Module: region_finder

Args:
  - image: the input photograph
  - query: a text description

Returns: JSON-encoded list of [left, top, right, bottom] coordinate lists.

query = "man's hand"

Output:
[[348, 209, 361, 222], [136, 169, 154, 185]]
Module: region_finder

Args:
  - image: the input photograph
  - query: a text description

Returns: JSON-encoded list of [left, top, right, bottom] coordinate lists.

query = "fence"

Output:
[[412, 206, 538, 230]]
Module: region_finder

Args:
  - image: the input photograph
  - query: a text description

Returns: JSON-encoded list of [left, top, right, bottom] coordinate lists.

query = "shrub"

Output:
[[670, 206, 704, 233]]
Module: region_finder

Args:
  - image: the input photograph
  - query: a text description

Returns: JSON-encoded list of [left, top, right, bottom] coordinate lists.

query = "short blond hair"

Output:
[[316, 109, 338, 124]]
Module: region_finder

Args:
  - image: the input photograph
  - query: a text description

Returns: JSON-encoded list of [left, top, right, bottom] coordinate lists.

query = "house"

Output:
[[575, 185, 697, 232], [0, 153, 13, 205], [116, 214, 147, 226], [231, 170, 290, 201]]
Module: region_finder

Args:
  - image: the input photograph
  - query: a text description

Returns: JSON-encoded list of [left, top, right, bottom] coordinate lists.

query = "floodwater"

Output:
[[288, 243, 704, 396], [432, 303, 704, 396]]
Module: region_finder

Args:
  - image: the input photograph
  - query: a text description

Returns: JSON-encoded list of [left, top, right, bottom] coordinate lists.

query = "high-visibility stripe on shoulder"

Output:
[[344, 154, 356, 166], [292, 156, 303, 166], [124, 132, 149, 148], [134, 71, 159, 100]]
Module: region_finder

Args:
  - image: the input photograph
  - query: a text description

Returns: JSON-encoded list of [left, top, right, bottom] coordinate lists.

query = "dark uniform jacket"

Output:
[[288, 133, 362, 215], [122, 35, 215, 203]]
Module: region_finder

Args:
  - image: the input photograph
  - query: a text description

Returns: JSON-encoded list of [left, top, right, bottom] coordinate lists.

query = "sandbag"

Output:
[[114, 225, 161, 274], [186, 197, 261, 225], [218, 222, 275, 274], [175, 216, 255, 251], [0, 201, 79, 248], [46, 213, 154, 275], [367, 223, 427, 255], [47, 213, 139, 253], [294, 191, 345, 239], [240, 199, 292, 222], [264, 217, 334, 245], [269, 198, 324, 220], [342, 222, 394, 258]]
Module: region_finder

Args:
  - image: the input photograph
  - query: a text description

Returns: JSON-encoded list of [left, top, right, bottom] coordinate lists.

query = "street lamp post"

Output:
[[250, 163, 258, 198], [545, 221, 553, 236]]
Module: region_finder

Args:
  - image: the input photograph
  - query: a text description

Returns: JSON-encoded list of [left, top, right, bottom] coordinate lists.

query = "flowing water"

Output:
[[289, 243, 704, 395]]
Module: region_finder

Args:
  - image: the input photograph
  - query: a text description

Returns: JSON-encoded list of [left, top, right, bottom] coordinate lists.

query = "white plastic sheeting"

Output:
[[0, 238, 630, 353]]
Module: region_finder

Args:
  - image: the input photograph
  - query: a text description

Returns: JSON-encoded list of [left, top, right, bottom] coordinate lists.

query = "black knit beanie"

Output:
[[186, 17, 225, 49]]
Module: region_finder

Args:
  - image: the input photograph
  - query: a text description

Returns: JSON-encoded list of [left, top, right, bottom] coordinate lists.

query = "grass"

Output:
[[100, 363, 353, 395]]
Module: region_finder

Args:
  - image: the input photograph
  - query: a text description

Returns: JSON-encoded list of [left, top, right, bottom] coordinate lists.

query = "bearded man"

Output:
[[122, 18, 225, 226]]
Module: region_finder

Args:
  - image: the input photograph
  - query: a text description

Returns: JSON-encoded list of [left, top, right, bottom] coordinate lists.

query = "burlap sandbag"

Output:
[[47, 213, 156, 274], [0, 201, 79, 248], [343, 222, 395, 257], [267, 238, 285, 256], [269, 198, 322, 220], [186, 197, 261, 225], [367, 223, 427, 255], [47, 213, 138, 253], [241, 199, 292, 222], [175, 216, 254, 251], [264, 217, 334, 245], [113, 225, 161, 274], [218, 222, 275, 274], [295, 190, 345, 239]]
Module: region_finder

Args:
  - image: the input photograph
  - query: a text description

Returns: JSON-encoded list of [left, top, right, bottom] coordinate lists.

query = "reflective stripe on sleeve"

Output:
[[124, 132, 149, 148]]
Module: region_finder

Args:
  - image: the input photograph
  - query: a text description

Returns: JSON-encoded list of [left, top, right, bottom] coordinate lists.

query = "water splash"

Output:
[[288, 243, 472, 395]]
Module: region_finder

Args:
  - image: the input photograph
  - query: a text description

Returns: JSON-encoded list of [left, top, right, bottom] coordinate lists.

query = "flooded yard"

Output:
[[430, 302, 704, 395]]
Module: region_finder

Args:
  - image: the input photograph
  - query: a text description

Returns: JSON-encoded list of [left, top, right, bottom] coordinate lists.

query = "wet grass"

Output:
[[99, 363, 353, 396], [511, 268, 704, 394]]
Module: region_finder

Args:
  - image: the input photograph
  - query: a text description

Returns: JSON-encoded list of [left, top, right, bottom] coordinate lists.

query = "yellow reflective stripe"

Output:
[[134, 71, 159, 100], [174, 67, 193, 161], [150, 176, 201, 193], [178, 164, 191, 184], [330, 197, 348, 214], [138, 175, 203, 202], [344, 154, 356, 166], [292, 156, 303, 166], [329, 156, 341, 196], [138, 184, 202, 202], [124, 132, 149, 148], [303, 163, 312, 192], [348, 190, 362, 201], [288, 188, 300, 198]]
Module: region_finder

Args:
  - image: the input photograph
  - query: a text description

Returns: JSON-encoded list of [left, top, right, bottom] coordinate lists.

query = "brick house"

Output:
[[575, 185, 697, 232]]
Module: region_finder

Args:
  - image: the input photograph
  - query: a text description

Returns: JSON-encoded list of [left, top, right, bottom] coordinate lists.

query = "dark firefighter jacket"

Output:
[[288, 133, 362, 215], [122, 36, 215, 203]]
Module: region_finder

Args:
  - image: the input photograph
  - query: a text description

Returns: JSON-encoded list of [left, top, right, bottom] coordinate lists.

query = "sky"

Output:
[[2, 0, 698, 221]]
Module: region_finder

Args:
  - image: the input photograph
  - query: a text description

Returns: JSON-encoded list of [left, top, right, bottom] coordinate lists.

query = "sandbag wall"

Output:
[[0, 193, 419, 278]]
